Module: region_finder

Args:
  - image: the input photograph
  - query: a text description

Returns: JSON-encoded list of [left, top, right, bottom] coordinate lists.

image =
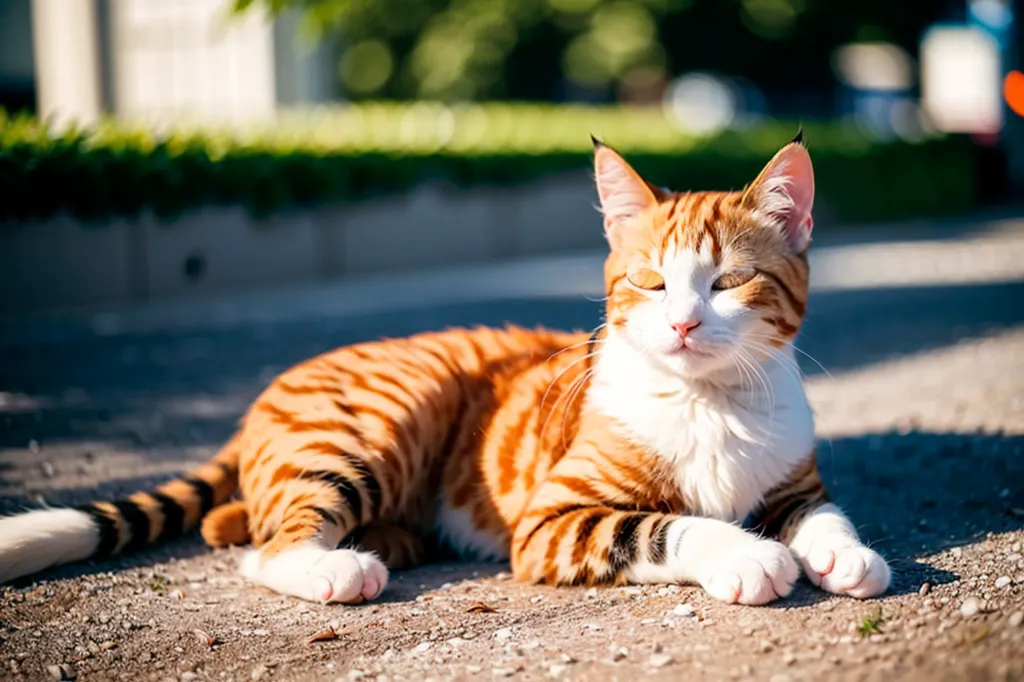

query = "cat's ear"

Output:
[[743, 132, 815, 252], [593, 137, 659, 250]]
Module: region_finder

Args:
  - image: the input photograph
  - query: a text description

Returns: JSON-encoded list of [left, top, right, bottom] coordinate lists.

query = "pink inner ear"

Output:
[[593, 146, 657, 248], [765, 144, 811, 249]]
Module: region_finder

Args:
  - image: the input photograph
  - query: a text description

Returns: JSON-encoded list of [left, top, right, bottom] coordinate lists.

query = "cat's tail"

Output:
[[0, 435, 241, 584]]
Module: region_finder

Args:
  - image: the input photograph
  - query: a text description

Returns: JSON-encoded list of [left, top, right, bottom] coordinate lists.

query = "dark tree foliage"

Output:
[[234, 0, 949, 104]]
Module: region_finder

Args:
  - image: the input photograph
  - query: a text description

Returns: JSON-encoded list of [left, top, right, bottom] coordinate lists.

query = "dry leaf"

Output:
[[466, 601, 498, 614], [305, 627, 339, 645], [192, 629, 218, 647]]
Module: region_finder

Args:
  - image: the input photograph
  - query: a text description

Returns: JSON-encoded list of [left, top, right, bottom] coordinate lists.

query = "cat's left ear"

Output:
[[743, 132, 815, 252]]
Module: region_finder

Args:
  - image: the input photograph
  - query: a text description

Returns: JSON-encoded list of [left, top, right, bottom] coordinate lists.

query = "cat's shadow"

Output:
[[4, 429, 1018, 607], [762, 428, 1022, 608]]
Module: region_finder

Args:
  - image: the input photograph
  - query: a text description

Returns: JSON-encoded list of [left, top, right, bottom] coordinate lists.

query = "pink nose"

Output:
[[672, 320, 701, 339]]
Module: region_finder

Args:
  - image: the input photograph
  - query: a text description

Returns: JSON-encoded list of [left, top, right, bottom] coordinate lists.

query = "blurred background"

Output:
[[0, 0, 1021, 314]]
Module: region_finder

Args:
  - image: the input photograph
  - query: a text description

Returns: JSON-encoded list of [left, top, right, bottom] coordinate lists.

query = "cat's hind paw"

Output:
[[802, 543, 890, 599], [700, 540, 799, 605], [241, 544, 389, 604], [309, 549, 388, 604]]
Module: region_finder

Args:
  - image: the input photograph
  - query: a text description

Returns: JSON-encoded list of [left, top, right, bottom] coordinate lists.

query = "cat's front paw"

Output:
[[699, 540, 799, 605], [800, 541, 890, 599]]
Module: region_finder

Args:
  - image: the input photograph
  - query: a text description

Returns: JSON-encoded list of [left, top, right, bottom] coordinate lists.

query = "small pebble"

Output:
[[250, 664, 270, 680], [995, 576, 1012, 589], [585, 588, 598, 598], [493, 627, 514, 642], [1008, 612, 1024, 628], [46, 664, 75, 681], [492, 666, 520, 677], [609, 645, 628, 662], [960, 597, 983, 617], [548, 664, 567, 678], [918, 583, 931, 596], [672, 603, 695, 617], [648, 653, 674, 668], [181, 673, 199, 682]]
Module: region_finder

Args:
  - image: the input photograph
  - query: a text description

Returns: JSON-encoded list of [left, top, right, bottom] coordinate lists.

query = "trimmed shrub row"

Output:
[[0, 103, 976, 225]]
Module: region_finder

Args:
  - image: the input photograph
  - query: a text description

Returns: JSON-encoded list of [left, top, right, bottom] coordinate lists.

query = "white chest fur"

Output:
[[588, 338, 815, 522]]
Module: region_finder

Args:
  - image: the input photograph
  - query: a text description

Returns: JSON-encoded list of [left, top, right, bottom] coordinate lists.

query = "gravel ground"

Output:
[[1, 215, 1023, 682]]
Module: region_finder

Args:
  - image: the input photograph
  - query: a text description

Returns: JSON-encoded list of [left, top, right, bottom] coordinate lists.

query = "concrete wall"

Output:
[[0, 172, 604, 317]]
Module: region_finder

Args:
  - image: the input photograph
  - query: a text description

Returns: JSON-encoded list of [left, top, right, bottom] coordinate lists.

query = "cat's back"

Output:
[[238, 324, 586, 443]]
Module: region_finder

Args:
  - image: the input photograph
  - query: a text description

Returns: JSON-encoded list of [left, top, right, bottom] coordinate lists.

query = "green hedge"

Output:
[[0, 103, 976, 225]]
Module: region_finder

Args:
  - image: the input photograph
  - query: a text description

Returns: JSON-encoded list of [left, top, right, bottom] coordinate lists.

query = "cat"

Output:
[[0, 134, 891, 605]]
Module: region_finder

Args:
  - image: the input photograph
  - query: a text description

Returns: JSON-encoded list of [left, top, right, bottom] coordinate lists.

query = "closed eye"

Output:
[[712, 269, 756, 291], [627, 267, 665, 291]]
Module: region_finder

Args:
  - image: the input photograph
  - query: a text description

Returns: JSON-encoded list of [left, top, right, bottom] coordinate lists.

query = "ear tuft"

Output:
[[790, 126, 804, 146], [591, 134, 604, 149], [593, 144, 658, 249], [744, 141, 815, 251]]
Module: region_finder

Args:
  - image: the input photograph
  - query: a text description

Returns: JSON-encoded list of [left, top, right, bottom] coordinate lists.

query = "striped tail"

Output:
[[0, 439, 240, 584]]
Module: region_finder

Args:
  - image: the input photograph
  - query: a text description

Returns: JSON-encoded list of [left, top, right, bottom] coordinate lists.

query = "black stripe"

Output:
[[607, 514, 645, 573], [183, 476, 215, 515], [75, 504, 118, 558], [517, 503, 592, 553], [571, 510, 608, 584], [298, 469, 364, 523], [752, 496, 812, 538], [575, 510, 607, 556], [312, 506, 339, 526], [151, 492, 185, 541], [111, 500, 150, 553], [337, 526, 367, 550], [343, 454, 382, 515], [647, 517, 671, 564]]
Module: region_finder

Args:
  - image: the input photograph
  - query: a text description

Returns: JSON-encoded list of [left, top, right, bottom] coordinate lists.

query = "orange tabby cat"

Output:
[[0, 135, 890, 605]]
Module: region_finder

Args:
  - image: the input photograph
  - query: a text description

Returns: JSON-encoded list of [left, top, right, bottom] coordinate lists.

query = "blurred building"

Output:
[[0, 0, 338, 126]]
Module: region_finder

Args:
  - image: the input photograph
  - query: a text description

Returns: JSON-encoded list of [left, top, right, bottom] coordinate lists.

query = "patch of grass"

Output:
[[147, 575, 168, 594], [857, 608, 885, 637]]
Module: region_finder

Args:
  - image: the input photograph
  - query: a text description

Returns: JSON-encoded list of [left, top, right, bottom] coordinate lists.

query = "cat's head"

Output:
[[594, 134, 813, 380]]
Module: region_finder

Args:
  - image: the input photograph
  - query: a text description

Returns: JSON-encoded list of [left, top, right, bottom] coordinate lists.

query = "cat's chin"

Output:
[[651, 345, 725, 379]]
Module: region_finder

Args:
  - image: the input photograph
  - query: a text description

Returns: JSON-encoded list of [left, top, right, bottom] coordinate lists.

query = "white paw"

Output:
[[800, 541, 890, 599], [309, 549, 389, 604], [699, 540, 799, 605], [241, 544, 389, 604]]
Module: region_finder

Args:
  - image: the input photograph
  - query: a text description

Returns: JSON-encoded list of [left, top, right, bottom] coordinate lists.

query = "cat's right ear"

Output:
[[593, 138, 659, 250]]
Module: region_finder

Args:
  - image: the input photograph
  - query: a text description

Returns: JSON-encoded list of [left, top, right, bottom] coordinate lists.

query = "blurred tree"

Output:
[[234, 0, 948, 107]]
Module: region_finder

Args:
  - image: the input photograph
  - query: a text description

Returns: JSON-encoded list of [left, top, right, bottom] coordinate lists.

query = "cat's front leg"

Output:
[[787, 503, 890, 598], [756, 455, 891, 599], [628, 515, 801, 605], [510, 449, 798, 605]]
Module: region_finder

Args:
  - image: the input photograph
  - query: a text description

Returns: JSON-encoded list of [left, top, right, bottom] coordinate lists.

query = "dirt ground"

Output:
[[2, 216, 1024, 682]]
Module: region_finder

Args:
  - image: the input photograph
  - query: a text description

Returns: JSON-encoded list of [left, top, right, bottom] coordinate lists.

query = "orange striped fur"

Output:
[[0, 134, 891, 604]]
